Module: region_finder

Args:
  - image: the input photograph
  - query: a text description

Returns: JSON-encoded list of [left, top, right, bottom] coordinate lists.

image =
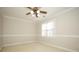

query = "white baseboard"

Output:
[[40, 41, 77, 52], [2, 41, 37, 47], [2, 39, 78, 52]]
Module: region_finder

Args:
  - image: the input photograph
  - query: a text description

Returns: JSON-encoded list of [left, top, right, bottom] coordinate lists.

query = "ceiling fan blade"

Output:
[[40, 11, 47, 14], [26, 12, 31, 15], [27, 7, 33, 10]]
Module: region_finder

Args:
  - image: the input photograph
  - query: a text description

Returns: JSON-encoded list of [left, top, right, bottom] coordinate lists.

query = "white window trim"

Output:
[[42, 20, 56, 37]]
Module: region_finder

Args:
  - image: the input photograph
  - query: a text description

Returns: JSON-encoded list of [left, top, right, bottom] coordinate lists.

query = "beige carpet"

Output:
[[2, 42, 66, 52]]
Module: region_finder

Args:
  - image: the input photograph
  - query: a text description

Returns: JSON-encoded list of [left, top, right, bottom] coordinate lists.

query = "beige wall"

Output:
[[3, 16, 37, 47], [1, 7, 79, 51], [53, 8, 79, 51], [39, 8, 79, 51], [0, 14, 3, 49]]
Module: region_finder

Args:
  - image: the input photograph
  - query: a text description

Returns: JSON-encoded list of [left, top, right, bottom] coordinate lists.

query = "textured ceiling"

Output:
[[0, 7, 71, 21]]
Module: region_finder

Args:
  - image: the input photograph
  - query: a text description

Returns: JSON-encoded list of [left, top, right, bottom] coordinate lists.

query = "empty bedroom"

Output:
[[0, 7, 79, 52]]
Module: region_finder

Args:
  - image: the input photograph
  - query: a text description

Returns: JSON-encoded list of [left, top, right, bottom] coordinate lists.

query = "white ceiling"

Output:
[[0, 7, 71, 21]]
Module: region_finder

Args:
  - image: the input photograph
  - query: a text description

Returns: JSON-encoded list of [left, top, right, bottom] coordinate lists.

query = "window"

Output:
[[42, 21, 56, 37]]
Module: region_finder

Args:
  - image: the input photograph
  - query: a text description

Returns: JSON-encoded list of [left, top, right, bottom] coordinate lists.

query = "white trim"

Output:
[[40, 40, 77, 52], [51, 35, 79, 38], [3, 34, 37, 37], [2, 34, 79, 38], [49, 8, 75, 20], [51, 44, 77, 52], [42, 8, 75, 22], [3, 15, 36, 24], [2, 41, 37, 47], [51, 8, 74, 18]]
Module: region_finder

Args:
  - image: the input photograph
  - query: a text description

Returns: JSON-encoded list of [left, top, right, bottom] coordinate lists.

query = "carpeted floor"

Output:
[[2, 42, 66, 52]]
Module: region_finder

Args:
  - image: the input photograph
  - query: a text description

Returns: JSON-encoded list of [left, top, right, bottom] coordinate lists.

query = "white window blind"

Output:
[[42, 21, 56, 37]]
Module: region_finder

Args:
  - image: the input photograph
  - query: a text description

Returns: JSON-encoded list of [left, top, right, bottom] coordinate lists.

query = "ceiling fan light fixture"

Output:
[[37, 14, 40, 17], [26, 7, 47, 18], [31, 11, 34, 14], [37, 10, 40, 13], [32, 14, 35, 17]]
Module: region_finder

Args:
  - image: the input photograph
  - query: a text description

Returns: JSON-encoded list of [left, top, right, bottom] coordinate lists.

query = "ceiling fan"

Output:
[[26, 7, 47, 18]]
